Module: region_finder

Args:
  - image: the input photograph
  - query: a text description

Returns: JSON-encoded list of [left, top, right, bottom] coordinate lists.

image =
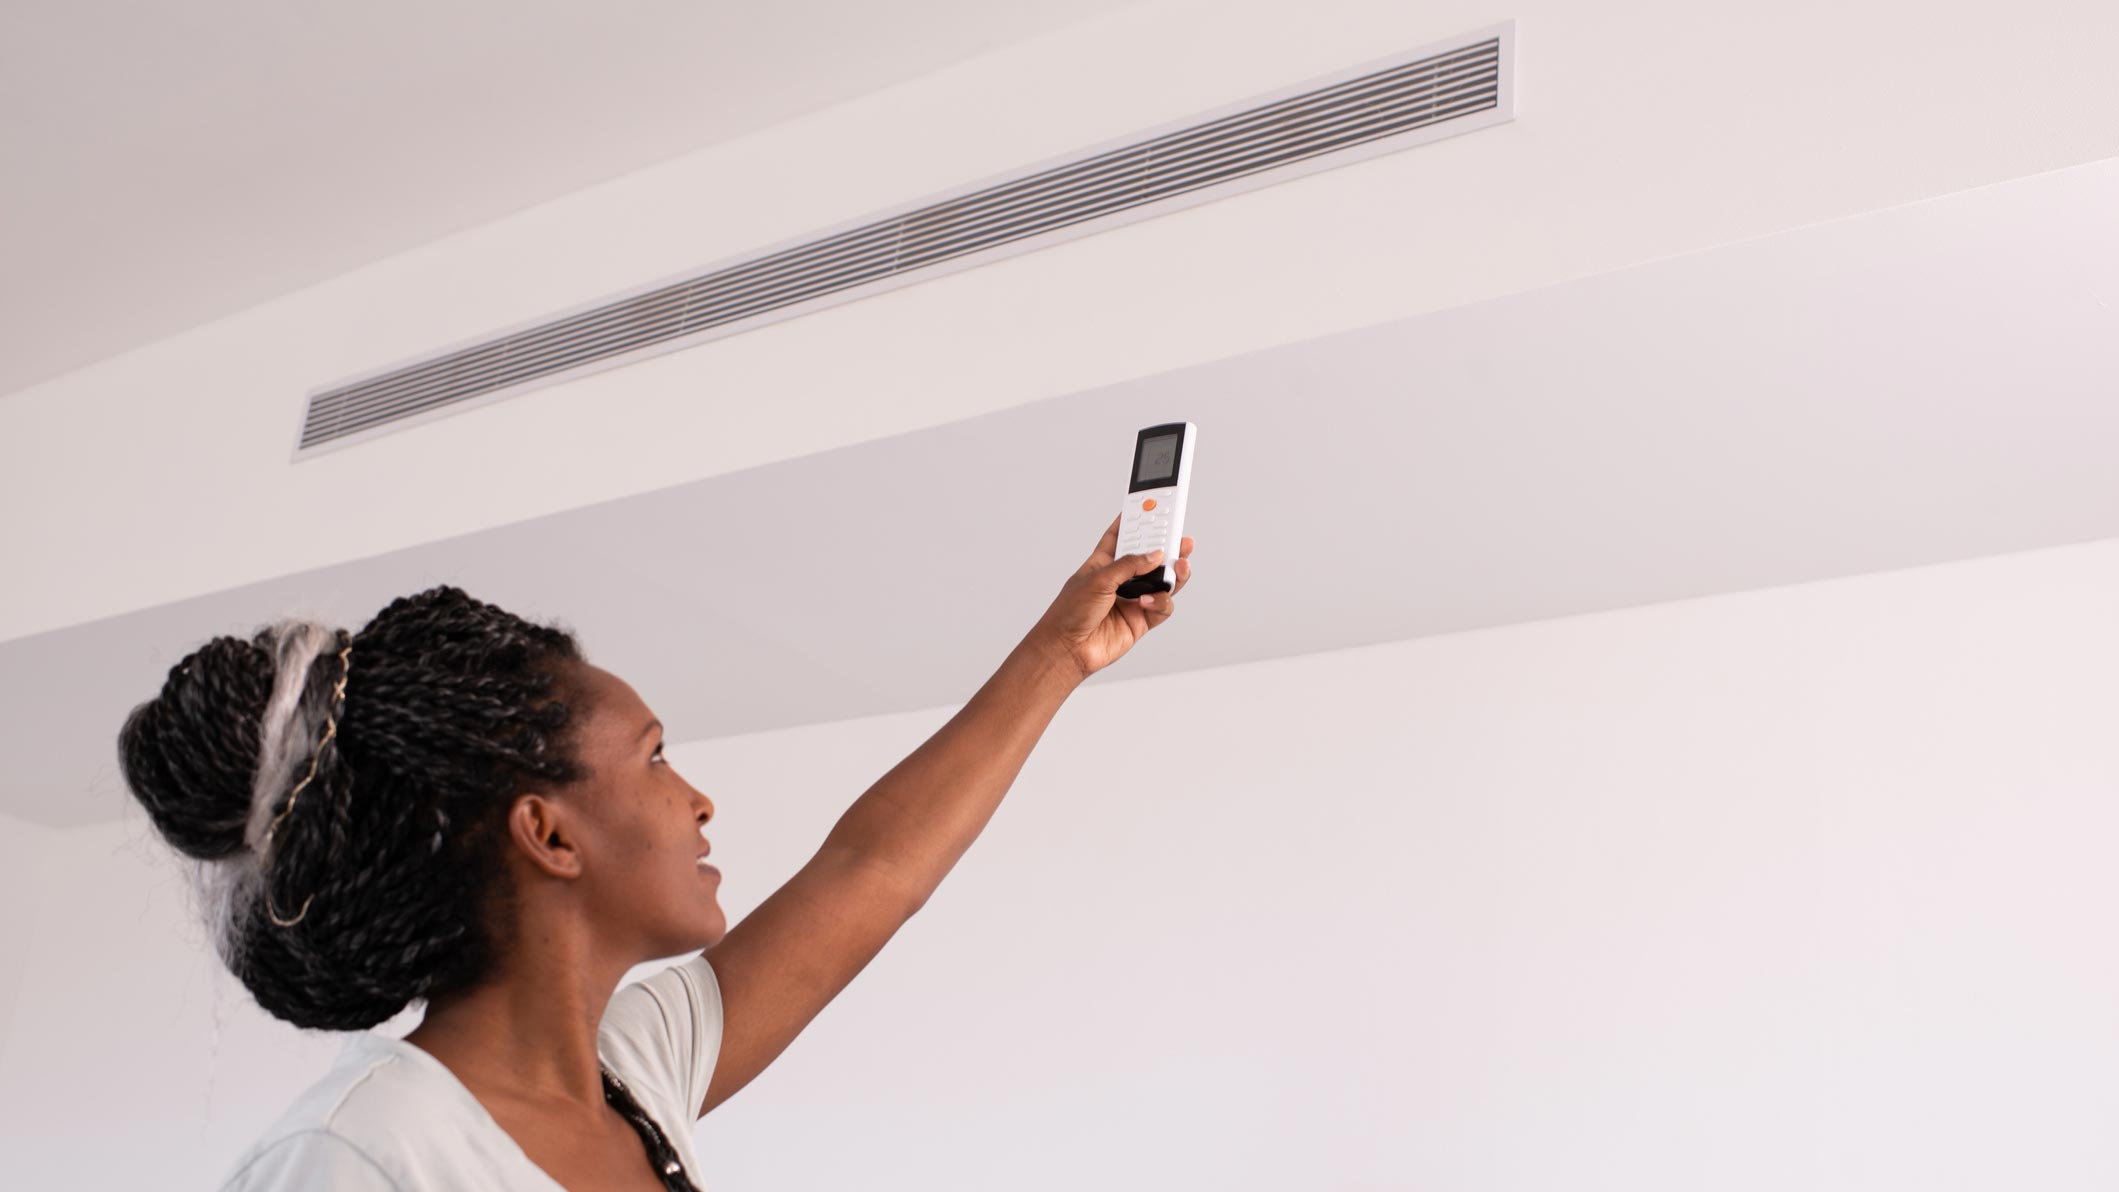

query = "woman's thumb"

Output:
[[1094, 549, 1165, 593]]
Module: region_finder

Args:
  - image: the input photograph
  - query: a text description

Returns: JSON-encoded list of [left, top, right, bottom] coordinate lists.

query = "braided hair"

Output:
[[116, 585, 593, 1031]]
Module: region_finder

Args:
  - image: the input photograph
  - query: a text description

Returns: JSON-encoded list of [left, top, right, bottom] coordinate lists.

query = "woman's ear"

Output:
[[507, 793, 585, 879]]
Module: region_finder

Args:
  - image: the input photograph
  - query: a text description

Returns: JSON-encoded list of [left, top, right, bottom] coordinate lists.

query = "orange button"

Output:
[[1142, 499, 1157, 511]]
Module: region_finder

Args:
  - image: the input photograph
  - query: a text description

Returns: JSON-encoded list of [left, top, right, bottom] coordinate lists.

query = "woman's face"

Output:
[[539, 662, 724, 958]]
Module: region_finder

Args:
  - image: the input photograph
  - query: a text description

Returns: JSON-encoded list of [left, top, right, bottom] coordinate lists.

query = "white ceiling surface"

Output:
[[0, 0, 1141, 400], [9, 154, 2118, 829]]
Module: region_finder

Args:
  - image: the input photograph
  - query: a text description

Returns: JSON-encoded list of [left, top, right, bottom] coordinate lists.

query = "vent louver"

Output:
[[298, 22, 1514, 454]]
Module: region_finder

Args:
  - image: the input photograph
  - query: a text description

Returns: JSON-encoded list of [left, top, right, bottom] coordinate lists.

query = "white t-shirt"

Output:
[[218, 954, 724, 1190]]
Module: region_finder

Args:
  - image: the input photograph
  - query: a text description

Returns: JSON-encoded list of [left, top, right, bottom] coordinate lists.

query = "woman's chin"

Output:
[[697, 907, 729, 950]]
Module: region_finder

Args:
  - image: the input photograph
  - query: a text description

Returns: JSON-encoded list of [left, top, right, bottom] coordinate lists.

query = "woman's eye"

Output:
[[651, 743, 665, 765]]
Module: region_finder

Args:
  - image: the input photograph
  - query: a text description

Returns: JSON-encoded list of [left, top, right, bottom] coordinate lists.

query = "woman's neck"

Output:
[[401, 924, 633, 1113]]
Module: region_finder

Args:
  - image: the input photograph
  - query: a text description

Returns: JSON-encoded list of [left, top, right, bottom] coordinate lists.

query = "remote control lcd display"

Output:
[[1137, 435, 1179, 485]]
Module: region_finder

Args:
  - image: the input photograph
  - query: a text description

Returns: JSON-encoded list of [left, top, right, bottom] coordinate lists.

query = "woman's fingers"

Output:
[[1143, 555, 1191, 609], [1089, 515, 1122, 566]]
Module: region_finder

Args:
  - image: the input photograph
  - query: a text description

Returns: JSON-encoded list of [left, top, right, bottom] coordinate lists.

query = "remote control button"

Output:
[[1142, 499, 1157, 511]]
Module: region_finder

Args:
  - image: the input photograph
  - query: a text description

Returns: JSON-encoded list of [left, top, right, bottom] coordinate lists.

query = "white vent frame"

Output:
[[294, 20, 1516, 458]]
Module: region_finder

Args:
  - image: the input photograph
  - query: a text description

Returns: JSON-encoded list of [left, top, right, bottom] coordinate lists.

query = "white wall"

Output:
[[8, 0, 2119, 643], [0, 815, 62, 1064], [5, 535, 2116, 1187]]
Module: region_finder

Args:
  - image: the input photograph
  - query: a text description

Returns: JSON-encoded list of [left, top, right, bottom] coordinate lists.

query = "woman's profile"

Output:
[[117, 518, 1194, 1190]]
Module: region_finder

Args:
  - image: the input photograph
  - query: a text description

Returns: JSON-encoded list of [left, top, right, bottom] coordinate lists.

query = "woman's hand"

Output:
[[1027, 515, 1195, 682]]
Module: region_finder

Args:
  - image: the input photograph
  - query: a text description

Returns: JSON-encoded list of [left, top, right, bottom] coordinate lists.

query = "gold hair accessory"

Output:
[[265, 640, 353, 928]]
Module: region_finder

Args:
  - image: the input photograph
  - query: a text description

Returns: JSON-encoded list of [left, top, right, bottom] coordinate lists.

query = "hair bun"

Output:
[[120, 589, 587, 1032], [117, 635, 281, 861]]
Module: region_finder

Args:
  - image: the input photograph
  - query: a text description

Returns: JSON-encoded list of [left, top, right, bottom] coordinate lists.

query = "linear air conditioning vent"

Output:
[[296, 21, 1515, 455]]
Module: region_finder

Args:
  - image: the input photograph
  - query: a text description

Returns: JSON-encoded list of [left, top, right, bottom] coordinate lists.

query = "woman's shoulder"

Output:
[[216, 1032, 544, 1191], [597, 953, 725, 1127], [221, 1128, 401, 1191], [216, 1034, 408, 1189]]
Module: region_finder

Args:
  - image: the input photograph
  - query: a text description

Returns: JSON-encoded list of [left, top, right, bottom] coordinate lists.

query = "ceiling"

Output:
[[0, 0, 1142, 399], [9, 152, 2118, 828]]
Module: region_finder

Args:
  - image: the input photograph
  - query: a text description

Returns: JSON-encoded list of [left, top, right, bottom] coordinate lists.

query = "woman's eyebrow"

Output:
[[637, 718, 662, 742]]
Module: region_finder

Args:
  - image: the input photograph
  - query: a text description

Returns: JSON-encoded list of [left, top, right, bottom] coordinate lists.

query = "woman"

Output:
[[118, 517, 1192, 1190]]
